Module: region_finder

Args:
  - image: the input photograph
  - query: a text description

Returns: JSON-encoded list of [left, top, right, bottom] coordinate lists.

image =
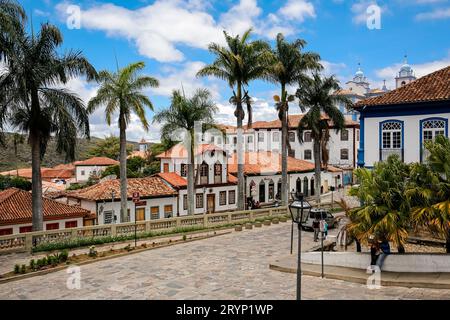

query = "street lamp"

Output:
[[288, 193, 311, 301]]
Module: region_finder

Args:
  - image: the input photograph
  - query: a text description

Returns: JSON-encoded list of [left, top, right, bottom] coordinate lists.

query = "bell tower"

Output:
[[395, 55, 416, 89]]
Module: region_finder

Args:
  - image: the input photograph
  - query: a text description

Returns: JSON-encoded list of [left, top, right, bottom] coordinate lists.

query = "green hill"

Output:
[[0, 133, 141, 172]]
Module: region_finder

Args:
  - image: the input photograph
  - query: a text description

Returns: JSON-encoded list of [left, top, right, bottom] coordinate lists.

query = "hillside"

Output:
[[0, 133, 141, 172]]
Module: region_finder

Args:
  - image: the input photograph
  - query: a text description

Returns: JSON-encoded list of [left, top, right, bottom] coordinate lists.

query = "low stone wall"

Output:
[[302, 252, 450, 273]]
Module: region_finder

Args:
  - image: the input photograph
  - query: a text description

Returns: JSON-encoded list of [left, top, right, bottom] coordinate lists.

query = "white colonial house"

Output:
[[64, 176, 178, 225], [74, 156, 119, 183], [355, 65, 450, 167], [0, 188, 91, 235], [155, 144, 238, 214], [215, 115, 358, 185]]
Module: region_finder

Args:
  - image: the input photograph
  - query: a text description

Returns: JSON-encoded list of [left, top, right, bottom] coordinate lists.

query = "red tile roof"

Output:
[[155, 172, 238, 188], [355, 65, 450, 108], [75, 157, 119, 166], [0, 188, 90, 226], [0, 168, 74, 180], [227, 152, 341, 175], [156, 144, 225, 159], [67, 177, 177, 201]]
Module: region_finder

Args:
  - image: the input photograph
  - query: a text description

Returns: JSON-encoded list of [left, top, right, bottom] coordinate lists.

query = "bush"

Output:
[[182, 234, 187, 241], [20, 265, 26, 274], [29, 259, 35, 271], [14, 264, 20, 274]]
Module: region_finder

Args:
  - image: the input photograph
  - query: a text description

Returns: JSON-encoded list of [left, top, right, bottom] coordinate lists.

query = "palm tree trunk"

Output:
[[30, 132, 43, 231], [356, 239, 361, 252], [119, 115, 128, 223], [187, 134, 195, 216], [236, 83, 245, 210], [446, 230, 450, 254], [281, 85, 288, 206], [397, 245, 405, 254], [313, 138, 322, 206]]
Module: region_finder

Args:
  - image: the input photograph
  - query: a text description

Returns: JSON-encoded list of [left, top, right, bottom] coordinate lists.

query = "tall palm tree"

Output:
[[197, 29, 269, 210], [407, 136, 450, 252], [88, 62, 158, 222], [0, 21, 97, 231], [265, 33, 321, 206], [296, 73, 350, 205], [153, 89, 218, 215]]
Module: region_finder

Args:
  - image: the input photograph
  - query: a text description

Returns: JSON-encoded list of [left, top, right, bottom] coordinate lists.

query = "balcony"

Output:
[[380, 148, 404, 162]]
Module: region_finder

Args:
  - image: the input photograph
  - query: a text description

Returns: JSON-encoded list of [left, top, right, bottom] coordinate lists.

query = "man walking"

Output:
[[313, 216, 320, 242]]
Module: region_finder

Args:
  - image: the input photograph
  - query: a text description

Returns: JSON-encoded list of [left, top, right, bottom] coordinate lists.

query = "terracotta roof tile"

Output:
[[155, 172, 238, 187], [156, 144, 225, 159], [0, 188, 90, 226], [67, 177, 177, 201], [355, 65, 450, 108], [0, 168, 74, 180], [75, 157, 119, 166]]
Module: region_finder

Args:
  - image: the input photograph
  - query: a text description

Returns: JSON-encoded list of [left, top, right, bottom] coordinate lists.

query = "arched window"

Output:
[[380, 120, 404, 161], [421, 118, 448, 162], [276, 179, 282, 200], [180, 163, 187, 177], [303, 177, 308, 197], [268, 179, 275, 201], [310, 178, 315, 196], [200, 161, 209, 185], [259, 180, 266, 203], [296, 177, 302, 193], [214, 162, 222, 184]]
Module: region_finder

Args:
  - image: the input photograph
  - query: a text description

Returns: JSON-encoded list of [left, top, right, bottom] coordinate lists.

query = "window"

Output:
[[104, 211, 113, 224], [214, 163, 222, 184], [46, 223, 59, 230], [180, 164, 187, 177], [341, 129, 349, 141], [273, 131, 280, 142], [19, 226, 32, 233], [164, 205, 173, 218], [380, 120, 404, 161], [219, 191, 227, 206], [65, 221, 78, 229], [288, 149, 295, 158], [228, 190, 236, 205], [258, 132, 264, 142], [421, 118, 447, 161], [247, 136, 253, 144], [183, 195, 188, 210], [200, 162, 209, 184], [289, 132, 295, 142], [304, 150, 312, 160], [150, 206, 160, 220], [341, 149, 349, 160], [163, 163, 169, 173], [81, 170, 85, 176], [0, 228, 13, 236], [268, 180, 274, 201], [233, 137, 237, 145], [304, 132, 312, 142], [196, 194, 204, 208]]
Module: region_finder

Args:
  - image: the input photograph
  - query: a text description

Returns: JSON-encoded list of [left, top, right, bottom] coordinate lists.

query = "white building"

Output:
[[0, 188, 90, 235], [65, 176, 178, 224], [355, 65, 450, 167], [74, 157, 119, 183]]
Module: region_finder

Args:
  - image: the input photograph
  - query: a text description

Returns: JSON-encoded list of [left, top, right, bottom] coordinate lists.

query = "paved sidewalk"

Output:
[[1, 223, 450, 300]]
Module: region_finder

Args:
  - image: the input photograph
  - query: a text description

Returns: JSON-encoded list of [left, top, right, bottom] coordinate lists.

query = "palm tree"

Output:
[[408, 136, 450, 252], [265, 33, 321, 206], [153, 89, 218, 215], [197, 29, 269, 210], [88, 62, 158, 223], [0, 21, 97, 231], [348, 155, 411, 252], [296, 73, 350, 205], [12, 132, 24, 176]]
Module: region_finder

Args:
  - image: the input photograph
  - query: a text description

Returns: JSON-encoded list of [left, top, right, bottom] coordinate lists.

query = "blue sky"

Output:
[[19, 0, 450, 142]]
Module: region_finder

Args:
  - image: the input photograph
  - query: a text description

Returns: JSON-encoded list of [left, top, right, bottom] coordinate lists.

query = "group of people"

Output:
[[369, 237, 391, 272], [312, 216, 328, 242]]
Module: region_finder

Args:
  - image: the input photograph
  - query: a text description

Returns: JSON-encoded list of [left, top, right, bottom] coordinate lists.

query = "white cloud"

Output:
[[278, 0, 316, 22], [416, 7, 450, 20]]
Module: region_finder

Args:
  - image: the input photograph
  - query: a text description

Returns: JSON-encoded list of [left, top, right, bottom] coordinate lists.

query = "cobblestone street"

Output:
[[1, 222, 450, 300]]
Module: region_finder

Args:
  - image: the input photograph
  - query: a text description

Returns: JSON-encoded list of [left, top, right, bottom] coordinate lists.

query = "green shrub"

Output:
[[182, 234, 187, 241], [29, 259, 35, 271], [20, 265, 26, 274], [59, 249, 69, 262], [14, 264, 20, 274]]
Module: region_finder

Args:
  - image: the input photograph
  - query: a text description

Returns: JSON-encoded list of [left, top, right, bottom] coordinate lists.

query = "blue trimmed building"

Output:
[[354, 65, 450, 168]]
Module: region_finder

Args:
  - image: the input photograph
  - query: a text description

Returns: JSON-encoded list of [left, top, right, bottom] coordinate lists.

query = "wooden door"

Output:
[[136, 208, 146, 221], [163, 163, 169, 173], [207, 194, 215, 213]]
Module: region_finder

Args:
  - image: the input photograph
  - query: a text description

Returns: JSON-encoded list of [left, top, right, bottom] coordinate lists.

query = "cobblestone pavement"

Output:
[[1, 222, 450, 300]]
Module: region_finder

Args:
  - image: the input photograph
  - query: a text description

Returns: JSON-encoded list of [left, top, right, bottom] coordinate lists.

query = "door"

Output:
[[163, 163, 169, 173], [259, 182, 265, 203], [136, 208, 146, 221], [207, 194, 215, 213]]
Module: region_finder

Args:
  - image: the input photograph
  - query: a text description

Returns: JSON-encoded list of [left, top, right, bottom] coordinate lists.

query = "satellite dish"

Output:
[[100, 175, 117, 183]]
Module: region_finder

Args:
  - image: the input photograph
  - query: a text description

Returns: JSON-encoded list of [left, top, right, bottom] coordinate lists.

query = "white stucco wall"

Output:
[[0, 217, 84, 235], [177, 185, 238, 215], [363, 112, 450, 167], [75, 165, 110, 182]]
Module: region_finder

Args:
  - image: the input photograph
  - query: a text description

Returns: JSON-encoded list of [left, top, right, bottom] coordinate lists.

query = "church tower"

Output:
[[395, 55, 416, 88]]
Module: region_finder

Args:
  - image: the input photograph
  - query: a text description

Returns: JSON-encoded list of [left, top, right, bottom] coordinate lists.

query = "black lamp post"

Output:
[[288, 193, 311, 300]]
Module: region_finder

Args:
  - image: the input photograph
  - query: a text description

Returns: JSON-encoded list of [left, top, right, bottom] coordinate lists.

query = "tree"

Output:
[[88, 62, 158, 223], [12, 132, 24, 176], [296, 73, 350, 204], [153, 89, 217, 215], [0, 174, 31, 191], [197, 29, 269, 210], [407, 136, 450, 252], [348, 155, 411, 252], [265, 33, 321, 206], [0, 16, 97, 230], [85, 135, 133, 160]]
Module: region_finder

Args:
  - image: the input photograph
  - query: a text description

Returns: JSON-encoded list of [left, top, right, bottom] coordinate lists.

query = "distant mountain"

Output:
[[0, 133, 142, 172]]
